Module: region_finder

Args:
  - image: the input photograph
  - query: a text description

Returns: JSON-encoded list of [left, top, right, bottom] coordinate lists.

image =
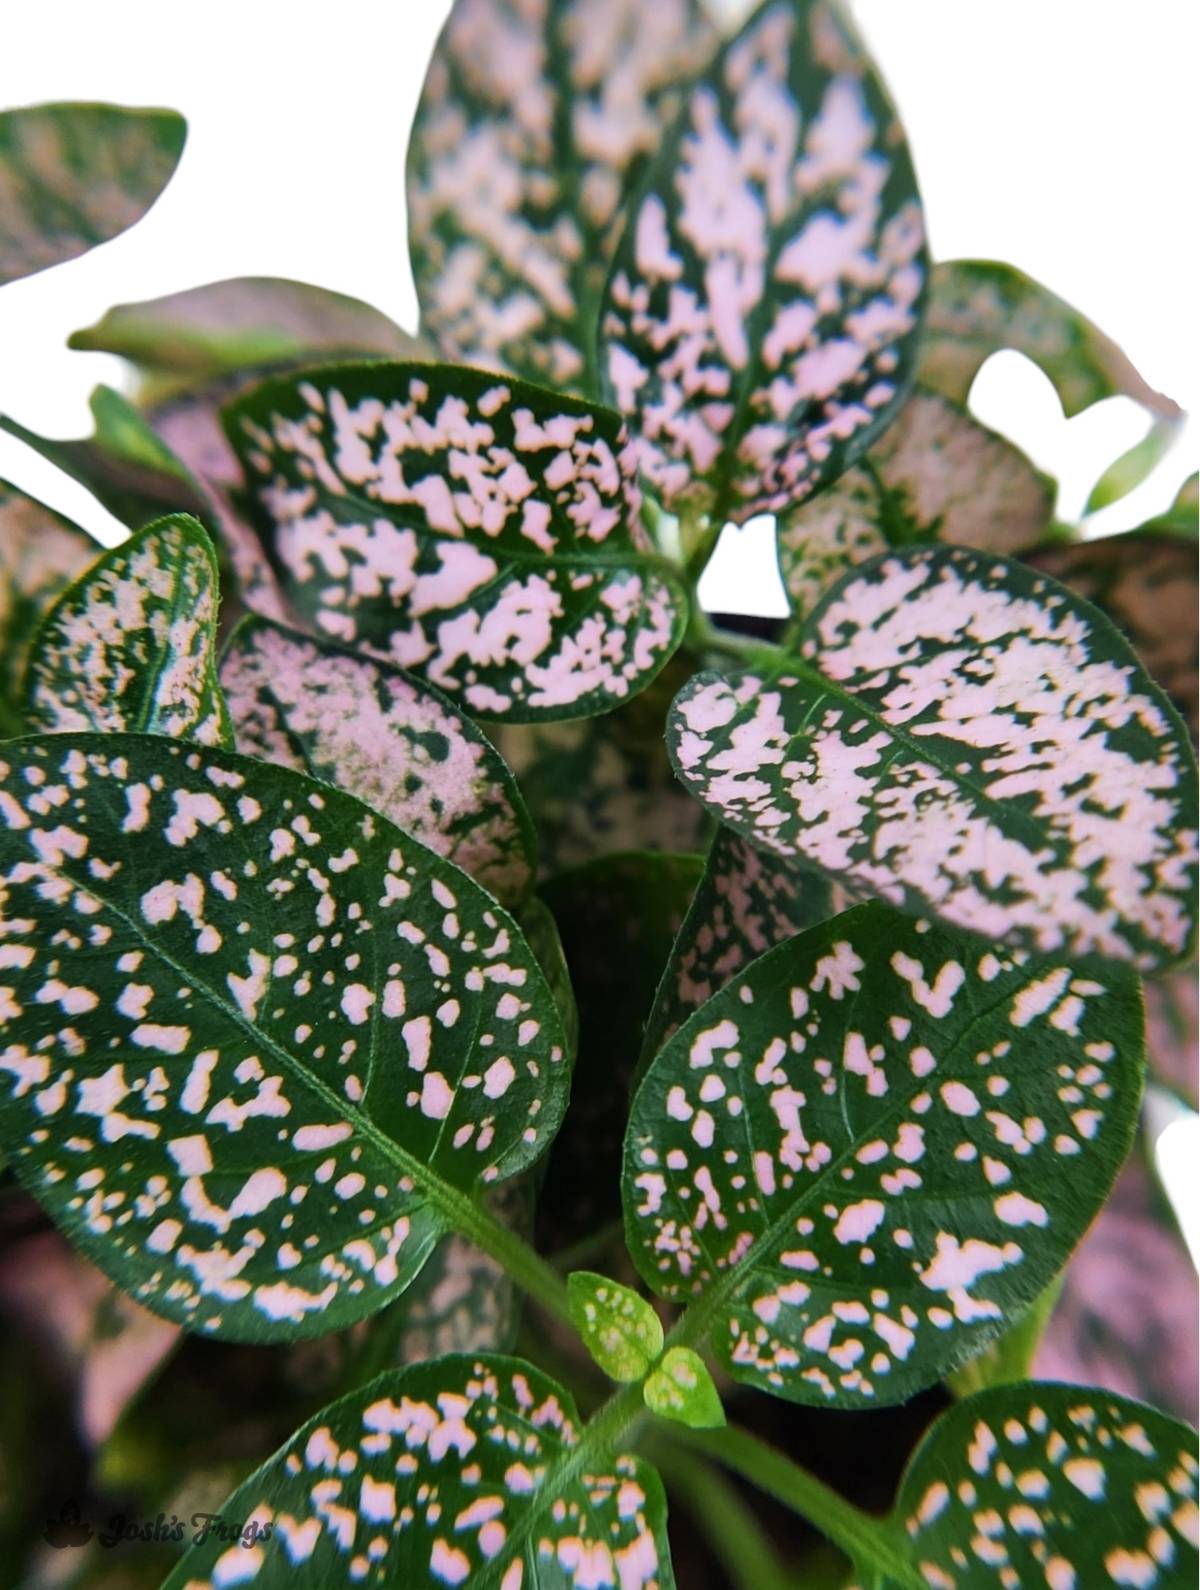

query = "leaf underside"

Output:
[[600, 0, 928, 524], [163, 1353, 674, 1589], [407, 0, 716, 394], [0, 102, 185, 286], [223, 361, 687, 721], [668, 545, 1198, 970], [887, 1382, 1198, 1590], [624, 902, 1142, 1408], [0, 734, 569, 1341], [777, 388, 1055, 624], [26, 514, 231, 747], [220, 616, 536, 908]]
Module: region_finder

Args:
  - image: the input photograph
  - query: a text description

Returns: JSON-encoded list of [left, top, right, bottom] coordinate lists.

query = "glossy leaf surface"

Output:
[[163, 1353, 674, 1588], [668, 546, 1199, 970], [220, 617, 536, 907], [624, 904, 1142, 1407], [600, 0, 927, 524], [777, 389, 1054, 622], [0, 479, 99, 730], [0, 102, 185, 286], [26, 515, 231, 747], [888, 1383, 1198, 1590], [408, 0, 716, 392], [224, 362, 687, 721], [0, 735, 569, 1340]]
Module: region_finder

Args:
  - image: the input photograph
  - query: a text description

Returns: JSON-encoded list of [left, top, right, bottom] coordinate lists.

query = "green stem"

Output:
[[675, 1426, 922, 1590], [646, 1436, 794, 1590], [452, 1195, 574, 1331]]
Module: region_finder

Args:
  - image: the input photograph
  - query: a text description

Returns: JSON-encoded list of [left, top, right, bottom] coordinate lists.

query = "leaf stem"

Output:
[[672, 1425, 923, 1590], [452, 1194, 575, 1331]]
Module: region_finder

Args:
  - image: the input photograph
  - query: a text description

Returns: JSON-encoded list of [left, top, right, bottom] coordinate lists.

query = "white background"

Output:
[[1, 1, 1197, 1240]]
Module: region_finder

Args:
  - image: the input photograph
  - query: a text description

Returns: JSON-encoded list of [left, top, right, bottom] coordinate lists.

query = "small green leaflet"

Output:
[[162, 1353, 674, 1589], [220, 617, 536, 908], [623, 903, 1142, 1409], [69, 275, 423, 394], [919, 259, 1184, 515], [494, 657, 712, 875], [642, 825, 832, 1072], [0, 734, 570, 1340], [568, 1269, 664, 1380], [667, 545, 1199, 971], [886, 1383, 1198, 1590], [407, 0, 716, 394], [0, 102, 185, 286], [223, 361, 688, 721], [644, 1347, 725, 1430], [777, 389, 1055, 623], [25, 515, 231, 747], [600, 0, 928, 527], [0, 479, 100, 733], [1027, 530, 1198, 738]]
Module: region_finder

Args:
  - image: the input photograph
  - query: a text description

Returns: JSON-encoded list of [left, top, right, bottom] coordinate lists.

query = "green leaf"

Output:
[[944, 1276, 1063, 1401], [667, 545, 1199, 971], [407, 0, 716, 394], [0, 102, 185, 286], [1085, 417, 1181, 518], [163, 1353, 674, 1589], [1026, 529, 1198, 738], [599, 0, 928, 527], [0, 385, 213, 533], [494, 656, 713, 875], [0, 479, 100, 731], [517, 894, 580, 1061], [222, 361, 688, 721], [623, 902, 1142, 1408], [568, 1268, 664, 1380], [645, 1346, 725, 1429], [25, 515, 232, 747], [920, 258, 1183, 422], [886, 1383, 1198, 1590], [69, 276, 423, 392], [642, 825, 832, 1073], [777, 390, 1055, 623], [0, 734, 571, 1340], [219, 616, 536, 908]]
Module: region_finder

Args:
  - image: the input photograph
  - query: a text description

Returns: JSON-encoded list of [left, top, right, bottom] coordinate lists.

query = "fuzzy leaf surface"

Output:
[[26, 515, 231, 747], [643, 825, 832, 1071], [220, 617, 535, 907], [0, 102, 185, 286], [886, 1383, 1198, 1590], [600, 0, 927, 524], [407, 0, 716, 393], [163, 1353, 674, 1589], [0, 480, 100, 729], [0, 735, 570, 1340], [1026, 530, 1198, 738], [224, 362, 687, 721], [69, 275, 422, 391], [777, 389, 1054, 622], [623, 903, 1142, 1408], [668, 545, 1198, 971]]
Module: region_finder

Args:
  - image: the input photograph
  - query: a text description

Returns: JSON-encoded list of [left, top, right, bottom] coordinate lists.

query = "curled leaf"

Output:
[[25, 514, 231, 747], [163, 1354, 674, 1589], [220, 617, 536, 907], [600, 0, 928, 524], [408, 0, 716, 392], [0, 102, 185, 286], [0, 735, 570, 1340], [667, 545, 1198, 970], [224, 362, 687, 721], [624, 903, 1142, 1408]]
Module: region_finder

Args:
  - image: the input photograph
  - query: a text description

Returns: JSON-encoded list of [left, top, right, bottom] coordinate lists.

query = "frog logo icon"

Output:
[[43, 1500, 93, 1549]]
